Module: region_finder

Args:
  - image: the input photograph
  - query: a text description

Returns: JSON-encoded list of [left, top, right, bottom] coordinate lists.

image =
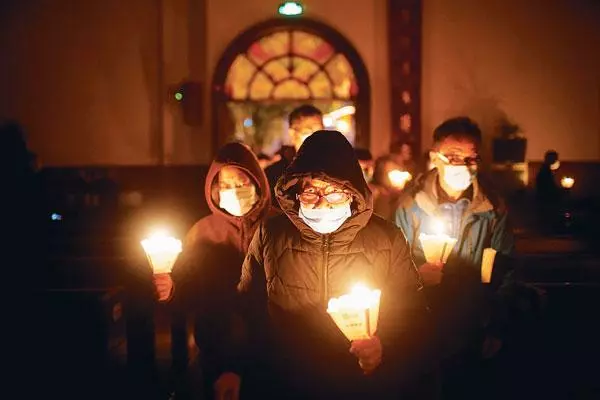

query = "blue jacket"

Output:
[[395, 170, 513, 278], [395, 170, 515, 355]]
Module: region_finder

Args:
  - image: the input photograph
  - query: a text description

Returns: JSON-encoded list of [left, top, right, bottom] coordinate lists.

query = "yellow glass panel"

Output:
[[249, 72, 273, 100], [248, 31, 290, 65], [292, 31, 334, 64], [272, 80, 310, 100], [225, 55, 256, 99], [263, 58, 291, 82], [308, 72, 332, 99], [291, 57, 319, 82], [325, 54, 357, 99]]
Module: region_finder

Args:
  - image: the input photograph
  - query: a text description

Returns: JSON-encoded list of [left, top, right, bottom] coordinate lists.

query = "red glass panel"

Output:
[[292, 31, 334, 64], [248, 31, 290, 65]]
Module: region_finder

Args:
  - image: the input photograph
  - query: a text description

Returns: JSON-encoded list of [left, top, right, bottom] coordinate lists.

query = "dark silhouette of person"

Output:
[[535, 150, 563, 232], [0, 121, 46, 395], [535, 150, 561, 204], [0, 121, 45, 278]]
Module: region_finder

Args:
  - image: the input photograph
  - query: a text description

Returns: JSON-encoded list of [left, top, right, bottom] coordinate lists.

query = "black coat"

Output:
[[233, 131, 434, 399]]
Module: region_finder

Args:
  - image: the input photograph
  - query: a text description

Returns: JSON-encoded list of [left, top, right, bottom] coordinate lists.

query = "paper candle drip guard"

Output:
[[419, 232, 458, 264], [141, 233, 182, 274], [327, 285, 381, 341]]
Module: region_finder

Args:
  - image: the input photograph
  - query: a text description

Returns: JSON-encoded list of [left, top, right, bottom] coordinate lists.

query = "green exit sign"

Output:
[[278, 2, 303, 16]]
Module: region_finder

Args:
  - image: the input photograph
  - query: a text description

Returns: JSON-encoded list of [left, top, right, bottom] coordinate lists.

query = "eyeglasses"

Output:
[[297, 191, 351, 205], [436, 152, 481, 166]]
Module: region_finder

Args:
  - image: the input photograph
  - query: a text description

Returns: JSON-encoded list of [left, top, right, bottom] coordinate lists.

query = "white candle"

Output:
[[327, 284, 381, 341], [141, 231, 182, 274], [481, 248, 497, 283]]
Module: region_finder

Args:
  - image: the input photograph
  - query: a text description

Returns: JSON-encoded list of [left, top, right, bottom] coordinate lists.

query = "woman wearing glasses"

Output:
[[395, 117, 517, 399], [215, 130, 434, 400]]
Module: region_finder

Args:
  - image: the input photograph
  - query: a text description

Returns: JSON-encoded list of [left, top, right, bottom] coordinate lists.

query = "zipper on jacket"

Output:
[[321, 235, 330, 306]]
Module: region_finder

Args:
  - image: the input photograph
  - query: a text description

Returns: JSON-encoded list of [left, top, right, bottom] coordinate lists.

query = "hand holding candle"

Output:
[[141, 231, 182, 274], [419, 219, 457, 264], [327, 284, 381, 341]]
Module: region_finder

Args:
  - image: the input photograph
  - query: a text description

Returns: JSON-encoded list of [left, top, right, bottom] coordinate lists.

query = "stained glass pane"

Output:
[[226, 30, 358, 101], [249, 72, 273, 100], [291, 57, 319, 82], [263, 57, 291, 82], [273, 80, 310, 100], [308, 72, 332, 99], [325, 54, 357, 99], [292, 31, 334, 64], [248, 31, 290, 65], [225, 55, 256, 99]]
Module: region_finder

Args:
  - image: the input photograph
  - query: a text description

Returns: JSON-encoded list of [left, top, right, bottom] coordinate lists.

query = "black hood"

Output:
[[275, 130, 373, 240]]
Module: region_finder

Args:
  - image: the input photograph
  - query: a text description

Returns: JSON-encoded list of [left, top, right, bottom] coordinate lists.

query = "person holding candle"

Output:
[[153, 141, 273, 399], [217, 130, 433, 399], [395, 117, 517, 398]]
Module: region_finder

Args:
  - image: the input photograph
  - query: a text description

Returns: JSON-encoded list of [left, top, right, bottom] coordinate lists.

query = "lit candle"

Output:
[[327, 284, 381, 341], [560, 176, 575, 189], [141, 231, 182, 274], [418, 218, 458, 264], [388, 169, 412, 189]]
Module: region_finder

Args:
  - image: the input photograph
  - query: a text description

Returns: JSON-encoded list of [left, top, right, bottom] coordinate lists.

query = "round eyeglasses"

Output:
[[437, 152, 481, 166], [297, 191, 351, 205]]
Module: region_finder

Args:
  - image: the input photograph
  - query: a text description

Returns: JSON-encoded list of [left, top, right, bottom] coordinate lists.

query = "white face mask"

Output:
[[219, 186, 257, 216], [442, 165, 474, 191], [299, 203, 352, 234]]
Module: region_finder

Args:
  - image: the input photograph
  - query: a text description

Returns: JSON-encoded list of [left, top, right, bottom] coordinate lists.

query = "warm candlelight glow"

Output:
[[388, 169, 412, 189], [432, 218, 446, 236], [141, 230, 182, 274], [560, 176, 575, 189], [327, 284, 381, 341], [419, 218, 457, 264]]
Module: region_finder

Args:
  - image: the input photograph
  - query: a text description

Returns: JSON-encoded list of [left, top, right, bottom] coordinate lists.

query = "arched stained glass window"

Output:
[[225, 30, 359, 102]]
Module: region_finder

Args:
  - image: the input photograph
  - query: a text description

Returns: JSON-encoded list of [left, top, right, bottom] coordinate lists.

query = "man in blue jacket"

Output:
[[395, 116, 515, 398]]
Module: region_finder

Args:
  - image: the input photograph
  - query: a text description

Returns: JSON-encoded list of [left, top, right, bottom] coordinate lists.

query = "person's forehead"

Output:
[[291, 115, 323, 129], [303, 178, 341, 189], [438, 137, 477, 155], [219, 166, 249, 181]]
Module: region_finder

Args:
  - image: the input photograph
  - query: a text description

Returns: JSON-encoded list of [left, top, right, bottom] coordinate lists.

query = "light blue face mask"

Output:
[[299, 204, 352, 234]]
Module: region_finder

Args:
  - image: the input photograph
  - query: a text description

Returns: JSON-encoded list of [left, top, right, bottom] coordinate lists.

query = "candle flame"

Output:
[[141, 230, 182, 274], [327, 284, 381, 312], [141, 231, 182, 255], [560, 176, 575, 189], [388, 169, 412, 188], [432, 218, 446, 236]]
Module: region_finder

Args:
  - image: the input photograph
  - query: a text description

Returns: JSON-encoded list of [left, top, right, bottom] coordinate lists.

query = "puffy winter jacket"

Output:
[[234, 131, 432, 399]]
